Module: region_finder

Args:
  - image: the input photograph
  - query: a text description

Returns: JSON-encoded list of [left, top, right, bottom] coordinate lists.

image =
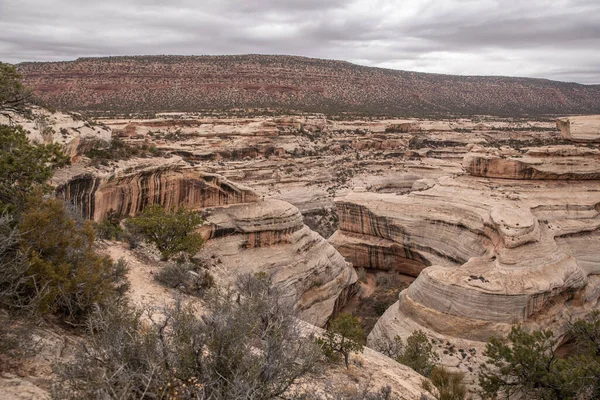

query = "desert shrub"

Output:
[[93, 208, 123, 240], [374, 330, 439, 376], [0, 213, 35, 311], [422, 366, 468, 400], [321, 382, 401, 400], [0, 124, 69, 215], [125, 204, 204, 260], [373, 300, 389, 316], [479, 323, 600, 399], [154, 262, 214, 296], [86, 138, 164, 166], [55, 273, 321, 399], [17, 197, 129, 322], [318, 313, 364, 368]]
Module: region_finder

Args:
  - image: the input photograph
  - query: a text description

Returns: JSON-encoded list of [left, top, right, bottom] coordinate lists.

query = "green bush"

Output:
[[93, 209, 123, 240], [125, 204, 204, 260], [0, 124, 68, 215], [479, 323, 600, 399], [0, 63, 25, 108], [18, 197, 129, 322], [318, 313, 364, 368], [374, 330, 439, 376]]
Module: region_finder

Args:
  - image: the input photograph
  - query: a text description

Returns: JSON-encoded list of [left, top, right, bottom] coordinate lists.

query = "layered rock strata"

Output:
[[464, 145, 600, 180], [57, 163, 257, 221], [332, 148, 600, 342], [56, 162, 356, 326], [199, 199, 358, 327], [557, 115, 600, 143]]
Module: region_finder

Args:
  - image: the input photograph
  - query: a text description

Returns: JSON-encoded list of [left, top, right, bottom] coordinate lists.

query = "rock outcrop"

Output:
[[557, 115, 600, 143], [56, 162, 258, 221], [56, 161, 356, 326], [0, 105, 111, 161], [331, 149, 600, 342], [200, 199, 358, 327], [464, 146, 600, 180]]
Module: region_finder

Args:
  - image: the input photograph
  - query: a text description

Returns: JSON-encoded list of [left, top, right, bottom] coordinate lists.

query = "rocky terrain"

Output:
[[17, 55, 600, 116], [90, 111, 598, 395], [3, 94, 600, 398], [327, 116, 600, 388]]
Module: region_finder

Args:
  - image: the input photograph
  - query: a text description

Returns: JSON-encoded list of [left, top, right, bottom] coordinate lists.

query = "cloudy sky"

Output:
[[1, 0, 599, 84]]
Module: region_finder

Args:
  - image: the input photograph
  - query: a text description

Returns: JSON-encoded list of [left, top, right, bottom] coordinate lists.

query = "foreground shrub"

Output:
[[479, 324, 600, 399], [18, 197, 129, 322], [0, 124, 68, 215], [125, 204, 204, 260], [55, 273, 321, 399]]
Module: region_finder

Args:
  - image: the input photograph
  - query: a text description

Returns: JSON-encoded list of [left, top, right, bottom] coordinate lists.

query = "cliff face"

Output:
[[18, 55, 600, 116], [199, 199, 358, 327], [557, 115, 600, 143], [57, 165, 258, 221], [331, 145, 600, 342], [463, 146, 600, 180], [56, 163, 356, 326]]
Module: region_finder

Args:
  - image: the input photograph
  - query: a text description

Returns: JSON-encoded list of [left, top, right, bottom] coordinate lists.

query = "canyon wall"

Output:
[[57, 163, 356, 326], [56, 164, 258, 221], [331, 146, 600, 343]]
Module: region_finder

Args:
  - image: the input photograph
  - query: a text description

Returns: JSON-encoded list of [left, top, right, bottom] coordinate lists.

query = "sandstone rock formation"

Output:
[[557, 115, 600, 142], [56, 161, 257, 221], [199, 199, 358, 327], [0, 105, 111, 161], [331, 143, 600, 342], [464, 145, 600, 180], [56, 160, 357, 326]]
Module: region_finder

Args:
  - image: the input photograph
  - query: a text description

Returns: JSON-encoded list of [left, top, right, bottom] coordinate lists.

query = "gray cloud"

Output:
[[0, 0, 599, 83]]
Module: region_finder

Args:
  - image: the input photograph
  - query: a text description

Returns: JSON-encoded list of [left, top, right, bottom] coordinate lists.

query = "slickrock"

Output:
[[464, 145, 600, 180], [332, 167, 600, 341], [557, 115, 600, 142], [199, 199, 358, 327], [0, 105, 110, 161]]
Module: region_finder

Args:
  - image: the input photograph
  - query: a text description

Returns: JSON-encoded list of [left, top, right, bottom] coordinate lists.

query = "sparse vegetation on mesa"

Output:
[[17, 55, 600, 117]]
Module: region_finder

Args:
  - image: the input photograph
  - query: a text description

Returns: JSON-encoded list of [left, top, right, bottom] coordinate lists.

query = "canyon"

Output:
[[2, 89, 600, 398]]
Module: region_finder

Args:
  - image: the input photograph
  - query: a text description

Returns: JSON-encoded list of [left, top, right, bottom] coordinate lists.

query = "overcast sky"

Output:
[[1, 0, 599, 84]]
